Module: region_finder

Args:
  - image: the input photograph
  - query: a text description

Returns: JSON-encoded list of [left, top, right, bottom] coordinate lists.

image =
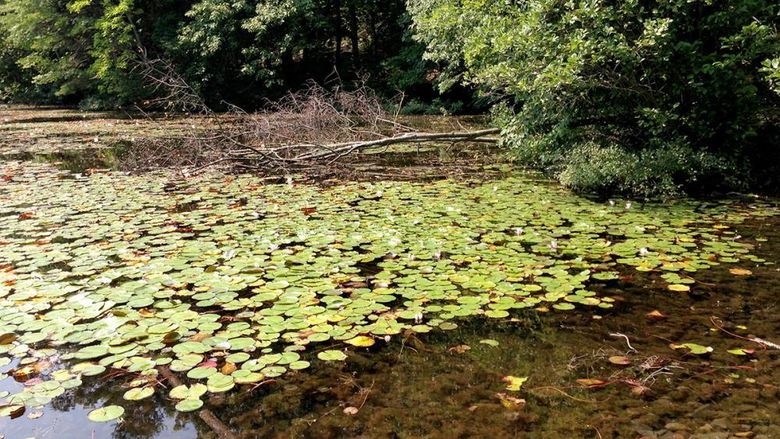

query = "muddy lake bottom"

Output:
[[0, 108, 779, 439]]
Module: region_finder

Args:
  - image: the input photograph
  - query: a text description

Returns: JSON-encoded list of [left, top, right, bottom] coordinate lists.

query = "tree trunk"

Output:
[[333, 0, 342, 68], [368, 5, 378, 59], [348, 1, 360, 69]]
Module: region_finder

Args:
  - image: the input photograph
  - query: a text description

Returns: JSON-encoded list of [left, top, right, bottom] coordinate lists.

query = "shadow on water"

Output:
[[0, 360, 197, 438], [0, 143, 128, 174]]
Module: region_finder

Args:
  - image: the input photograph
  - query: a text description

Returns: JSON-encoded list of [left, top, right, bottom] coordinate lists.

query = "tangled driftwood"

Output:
[[130, 52, 500, 175]]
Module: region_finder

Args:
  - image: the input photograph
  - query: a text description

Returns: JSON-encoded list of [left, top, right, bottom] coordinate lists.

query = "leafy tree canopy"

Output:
[[410, 0, 780, 197]]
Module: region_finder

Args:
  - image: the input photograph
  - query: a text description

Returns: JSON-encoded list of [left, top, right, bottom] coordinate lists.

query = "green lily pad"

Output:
[[123, 387, 154, 401], [317, 350, 347, 361], [175, 398, 204, 412], [88, 405, 125, 422]]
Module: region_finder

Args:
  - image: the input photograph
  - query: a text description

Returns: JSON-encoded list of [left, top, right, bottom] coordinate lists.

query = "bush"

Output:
[[411, 0, 780, 197]]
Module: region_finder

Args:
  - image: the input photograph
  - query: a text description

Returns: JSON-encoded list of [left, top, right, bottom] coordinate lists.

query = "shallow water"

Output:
[[0, 110, 778, 439], [1, 220, 778, 438]]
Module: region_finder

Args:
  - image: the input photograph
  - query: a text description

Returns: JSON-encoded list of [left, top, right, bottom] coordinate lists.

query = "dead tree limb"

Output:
[[218, 128, 500, 170], [158, 366, 238, 439], [126, 55, 502, 175]]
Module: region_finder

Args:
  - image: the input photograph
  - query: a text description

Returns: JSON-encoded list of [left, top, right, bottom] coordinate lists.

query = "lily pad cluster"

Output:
[[0, 162, 775, 419]]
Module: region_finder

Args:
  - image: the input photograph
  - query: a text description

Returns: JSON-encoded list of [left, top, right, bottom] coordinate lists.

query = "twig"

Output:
[[710, 316, 780, 350], [609, 333, 638, 353], [528, 386, 609, 403], [357, 379, 375, 410]]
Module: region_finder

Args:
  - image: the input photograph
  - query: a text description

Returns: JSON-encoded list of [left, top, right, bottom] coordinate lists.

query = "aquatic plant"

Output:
[[0, 162, 775, 419]]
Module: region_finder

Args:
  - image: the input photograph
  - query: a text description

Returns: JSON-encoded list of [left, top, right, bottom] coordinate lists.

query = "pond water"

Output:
[[0, 110, 778, 439]]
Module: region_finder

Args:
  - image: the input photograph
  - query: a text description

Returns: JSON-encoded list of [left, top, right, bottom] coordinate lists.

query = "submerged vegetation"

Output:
[[0, 155, 777, 431]]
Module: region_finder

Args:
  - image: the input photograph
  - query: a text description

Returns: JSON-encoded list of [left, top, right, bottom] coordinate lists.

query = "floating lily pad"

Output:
[[170, 384, 207, 400], [317, 350, 347, 361], [88, 405, 125, 422], [671, 343, 713, 355], [479, 339, 499, 347], [175, 398, 204, 412], [345, 336, 375, 347], [123, 387, 154, 401]]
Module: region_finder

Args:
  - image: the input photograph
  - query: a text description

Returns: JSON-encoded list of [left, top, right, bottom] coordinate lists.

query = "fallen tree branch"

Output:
[[217, 128, 500, 171], [124, 73, 503, 176], [158, 366, 237, 439]]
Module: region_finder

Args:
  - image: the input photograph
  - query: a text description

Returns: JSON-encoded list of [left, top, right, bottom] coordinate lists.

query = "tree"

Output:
[[410, 0, 780, 197], [0, 0, 97, 102]]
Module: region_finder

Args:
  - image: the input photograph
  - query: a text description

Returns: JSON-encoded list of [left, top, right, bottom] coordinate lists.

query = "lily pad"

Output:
[[671, 343, 713, 355], [175, 398, 204, 412], [317, 350, 347, 362], [123, 387, 154, 401], [88, 405, 125, 422], [345, 336, 375, 347]]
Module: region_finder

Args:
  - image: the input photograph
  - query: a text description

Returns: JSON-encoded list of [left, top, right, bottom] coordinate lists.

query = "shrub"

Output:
[[411, 0, 780, 197]]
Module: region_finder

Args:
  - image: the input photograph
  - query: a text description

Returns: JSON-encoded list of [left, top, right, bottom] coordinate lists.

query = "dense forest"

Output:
[[0, 0, 471, 113], [1, 0, 779, 197]]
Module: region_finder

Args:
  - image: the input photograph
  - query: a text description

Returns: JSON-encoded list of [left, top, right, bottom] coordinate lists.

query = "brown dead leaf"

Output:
[[190, 333, 210, 342], [495, 393, 526, 410], [447, 344, 471, 354], [729, 268, 753, 276], [0, 333, 17, 345], [221, 362, 237, 375], [32, 360, 53, 374], [576, 378, 609, 388], [646, 310, 666, 320], [608, 356, 631, 366]]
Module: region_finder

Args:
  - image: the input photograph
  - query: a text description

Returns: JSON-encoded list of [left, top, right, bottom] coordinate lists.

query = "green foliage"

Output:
[[0, 0, 96, 101], [411, 0, 780, 197], [0, 0, 449, 108], [0, 0, 148, 104]]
